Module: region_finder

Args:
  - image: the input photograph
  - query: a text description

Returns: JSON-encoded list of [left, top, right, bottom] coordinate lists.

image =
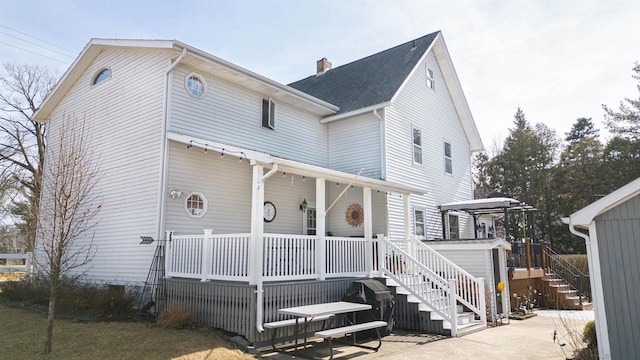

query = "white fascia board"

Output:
[[34, 39, 181, 123], [569, 177, 640, 225], [319, 102, 391, 124], [439, 197, 521, 211], [389, 32, 439, 105], [175, 41, 340, 115], [431, 35, 484, 152], [272, 157, 426, 195]]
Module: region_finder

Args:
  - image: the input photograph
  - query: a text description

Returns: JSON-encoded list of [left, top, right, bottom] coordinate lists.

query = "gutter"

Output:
[[320, 102, 391, 124]]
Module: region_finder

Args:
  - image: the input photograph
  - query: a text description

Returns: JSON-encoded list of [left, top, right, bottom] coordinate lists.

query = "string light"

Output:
[[185, 139, 249, 163]]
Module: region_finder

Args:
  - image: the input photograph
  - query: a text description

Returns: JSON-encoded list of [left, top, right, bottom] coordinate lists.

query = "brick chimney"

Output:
[[316, 58, 332, 75]]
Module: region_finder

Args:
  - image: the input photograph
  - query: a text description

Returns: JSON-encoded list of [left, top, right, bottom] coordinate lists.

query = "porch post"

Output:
[[316, 178, 326, 280], [363, 187, 373, 276], [201, 229, 213, 282], [403, 194, 412, 256], [249, 164, 264, 285]]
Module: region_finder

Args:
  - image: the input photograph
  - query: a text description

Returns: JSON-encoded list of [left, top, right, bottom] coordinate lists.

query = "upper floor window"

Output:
[[262, 98, 275, 130], [92, 68, 111, 85], [426, 67, 435, 90], [412, 127, 422, 164], [185, 73, 206, 97], [444, 142, 453, 174], [414, 209, 425, 239], [185, 192, 207, 217], [449, 214, 459, 239]]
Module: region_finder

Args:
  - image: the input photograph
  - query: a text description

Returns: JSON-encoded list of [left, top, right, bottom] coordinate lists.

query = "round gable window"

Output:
[[185, 192, 207, 217], [92, 68, 111, 85], [185, 73, 206, 97]]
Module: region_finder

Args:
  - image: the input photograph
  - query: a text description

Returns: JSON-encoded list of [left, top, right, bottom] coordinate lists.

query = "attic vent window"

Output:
[[186, 73, 206, 97], [426, 68, 435, 90], [262, 98, 275, 130], [92, 68, 111, 85]]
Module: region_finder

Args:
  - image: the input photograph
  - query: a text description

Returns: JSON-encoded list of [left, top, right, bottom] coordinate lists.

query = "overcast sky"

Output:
[[2, 0, 639, 151]]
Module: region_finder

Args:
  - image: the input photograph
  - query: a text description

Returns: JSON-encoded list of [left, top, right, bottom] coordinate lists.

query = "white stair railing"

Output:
[[408, 237, 486, 324], [379, 237, 486, 336]]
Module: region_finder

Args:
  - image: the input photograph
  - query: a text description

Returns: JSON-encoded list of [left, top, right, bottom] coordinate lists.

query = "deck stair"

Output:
[[542, 271, 593, 310], [379, 237, 487, 337]]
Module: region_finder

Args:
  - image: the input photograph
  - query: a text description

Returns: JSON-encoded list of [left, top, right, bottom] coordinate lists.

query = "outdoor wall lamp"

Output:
[[299, 198, 308, 212], [169, 190, 185, 199]]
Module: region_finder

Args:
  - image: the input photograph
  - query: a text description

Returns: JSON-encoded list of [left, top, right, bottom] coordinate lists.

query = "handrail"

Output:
[[408, 237, 485, 320], [381, 240, 455, 329], [381, 237, 486, 336], [543, 246, 591, 304]]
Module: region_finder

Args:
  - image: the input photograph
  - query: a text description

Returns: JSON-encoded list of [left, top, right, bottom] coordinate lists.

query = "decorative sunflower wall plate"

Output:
[[345, 203, 364, 227]]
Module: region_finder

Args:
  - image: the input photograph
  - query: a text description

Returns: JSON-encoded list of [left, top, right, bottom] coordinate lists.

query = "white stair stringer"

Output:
[[380, 238, 487, 337]]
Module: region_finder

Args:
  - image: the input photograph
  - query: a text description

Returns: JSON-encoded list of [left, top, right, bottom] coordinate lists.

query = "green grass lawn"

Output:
[[0, 304, 256, 360]]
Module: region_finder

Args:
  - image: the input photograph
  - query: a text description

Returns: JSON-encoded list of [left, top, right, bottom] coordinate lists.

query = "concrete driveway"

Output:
[[261, 310, 594, 360]]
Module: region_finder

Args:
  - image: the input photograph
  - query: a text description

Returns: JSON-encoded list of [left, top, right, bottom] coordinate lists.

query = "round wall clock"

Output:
[[264, 201, 276, 222]]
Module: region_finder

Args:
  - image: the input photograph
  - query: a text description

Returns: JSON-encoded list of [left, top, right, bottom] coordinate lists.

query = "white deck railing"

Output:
[[166, 232, 369, 282], [167, 232, 251, 281]]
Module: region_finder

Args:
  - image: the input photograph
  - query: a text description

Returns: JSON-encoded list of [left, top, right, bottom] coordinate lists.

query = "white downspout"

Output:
[[156, 47, 187, 241], [255, 163, 278, 333]]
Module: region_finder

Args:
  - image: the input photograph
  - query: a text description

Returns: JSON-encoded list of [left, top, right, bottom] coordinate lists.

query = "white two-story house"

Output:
[[34, 31, 510, 344]]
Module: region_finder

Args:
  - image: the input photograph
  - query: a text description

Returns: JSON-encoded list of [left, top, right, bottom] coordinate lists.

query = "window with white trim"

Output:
[[185, 74, 205, 97], [449, 214, 459, 239], [444, 141, 453, 174], [92, 68, 111, 85], [414, 209, 425, 239], [185, 192, 207, 217], [412, 127, 422, 164], [262, 98, 275, 129], [426, 67, 435, 90]]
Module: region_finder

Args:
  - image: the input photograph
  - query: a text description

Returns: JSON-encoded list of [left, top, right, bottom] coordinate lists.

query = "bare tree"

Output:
[[35, 114, 101, 354], [0, 63, 57, 250]]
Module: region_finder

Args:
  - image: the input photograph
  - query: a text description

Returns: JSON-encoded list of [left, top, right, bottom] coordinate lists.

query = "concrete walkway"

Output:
[[261, 310, 594, 360]]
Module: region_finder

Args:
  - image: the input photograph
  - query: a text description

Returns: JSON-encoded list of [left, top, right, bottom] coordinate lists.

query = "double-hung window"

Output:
[[414, 209, 425, 239], [444, 141, 452, 174], [412, 127, 422, 164], [262, 98, 275, 129]]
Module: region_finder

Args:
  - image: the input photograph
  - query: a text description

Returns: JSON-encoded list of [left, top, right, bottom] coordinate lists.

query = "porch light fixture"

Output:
[[169, 190, 185, 199], [299, 198, 308, 212]]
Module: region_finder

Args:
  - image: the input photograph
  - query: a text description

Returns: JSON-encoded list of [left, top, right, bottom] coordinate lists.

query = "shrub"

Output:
[[156, 303, 193, 329], [0, 278, 137, 321], [583, 320, 597, 347]]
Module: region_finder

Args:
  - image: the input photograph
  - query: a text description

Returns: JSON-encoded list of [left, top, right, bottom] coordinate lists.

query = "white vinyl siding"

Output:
[[385, 50, 474, 240], [168, 65, 328, 167], [327, 112, 382, 179], [41, 48, 173, 284]]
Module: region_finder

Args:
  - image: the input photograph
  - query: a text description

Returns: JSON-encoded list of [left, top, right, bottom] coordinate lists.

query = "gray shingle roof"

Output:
[[288, 31, 439, 114]]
